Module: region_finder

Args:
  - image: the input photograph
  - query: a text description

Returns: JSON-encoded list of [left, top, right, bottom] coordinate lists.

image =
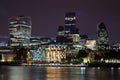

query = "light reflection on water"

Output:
[[0, 66, 120, 80]]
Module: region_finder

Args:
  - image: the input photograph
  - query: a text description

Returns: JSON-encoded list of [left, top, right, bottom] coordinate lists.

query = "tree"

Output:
[[77, 50, 88, 58], [14, 47, 28, 63], [76, 50, 88, 62], [94, 54, 101, 61]]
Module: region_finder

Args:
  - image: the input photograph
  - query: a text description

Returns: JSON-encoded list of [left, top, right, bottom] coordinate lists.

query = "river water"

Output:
[[0, 65, 120, 80]]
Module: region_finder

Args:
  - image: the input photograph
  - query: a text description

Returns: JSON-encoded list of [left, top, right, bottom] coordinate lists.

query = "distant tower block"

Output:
[[57, 26, 64, 36], [97, 22, 109, 50]]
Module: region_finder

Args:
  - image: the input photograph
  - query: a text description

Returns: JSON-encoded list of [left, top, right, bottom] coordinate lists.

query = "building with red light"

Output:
[[8, 16, 32, 47]]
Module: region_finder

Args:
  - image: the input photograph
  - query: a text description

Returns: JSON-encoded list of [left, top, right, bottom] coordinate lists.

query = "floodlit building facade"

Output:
[[85, 39, 97, 50], [45, 44, 67, 62], [29, 44, 67, 62]]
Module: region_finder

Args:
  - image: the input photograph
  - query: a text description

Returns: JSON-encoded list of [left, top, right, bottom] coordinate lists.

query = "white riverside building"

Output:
[[29, 44, 67, 63]]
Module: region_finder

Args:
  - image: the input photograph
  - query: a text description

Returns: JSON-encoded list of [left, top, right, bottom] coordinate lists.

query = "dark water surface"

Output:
[[0, 65, 120, 80]]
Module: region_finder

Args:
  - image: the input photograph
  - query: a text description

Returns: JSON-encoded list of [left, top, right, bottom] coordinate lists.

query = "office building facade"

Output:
[[8, 16, 32, 47]]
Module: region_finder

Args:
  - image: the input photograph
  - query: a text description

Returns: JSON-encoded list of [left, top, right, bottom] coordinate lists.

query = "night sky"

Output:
[[0, 0, 120, 44]]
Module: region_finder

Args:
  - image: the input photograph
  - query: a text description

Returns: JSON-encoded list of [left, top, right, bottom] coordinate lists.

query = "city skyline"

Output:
[[0, 0, 120, 44]]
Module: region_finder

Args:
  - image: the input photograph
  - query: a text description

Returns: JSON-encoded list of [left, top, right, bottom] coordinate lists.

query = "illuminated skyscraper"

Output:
[[8, 16, 32, 47], [65, 12, 80, 43], [56, 12, 80, 44], [97, 22, 109, 50], [65, 12, 76, 35]]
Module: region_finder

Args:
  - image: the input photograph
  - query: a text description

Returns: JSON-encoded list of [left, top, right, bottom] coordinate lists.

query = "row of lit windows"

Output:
[[65, 24, 76, 26], [65, 17, 76, 21]]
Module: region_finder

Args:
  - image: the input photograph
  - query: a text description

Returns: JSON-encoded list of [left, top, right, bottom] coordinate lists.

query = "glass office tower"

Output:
[[8, 16, 32, 47], [97, 22, 109, 50]]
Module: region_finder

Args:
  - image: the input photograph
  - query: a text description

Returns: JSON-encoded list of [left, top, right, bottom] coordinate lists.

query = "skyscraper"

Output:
[[65, 12, 76, 35], [8, 16, 32, 47], [65, 12, 80, 43], [56, 12, 80, 44], [97, 22, 109, 50]]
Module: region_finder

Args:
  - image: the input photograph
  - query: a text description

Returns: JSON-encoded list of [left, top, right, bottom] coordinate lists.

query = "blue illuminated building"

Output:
[[31, 46, 46, 61]]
